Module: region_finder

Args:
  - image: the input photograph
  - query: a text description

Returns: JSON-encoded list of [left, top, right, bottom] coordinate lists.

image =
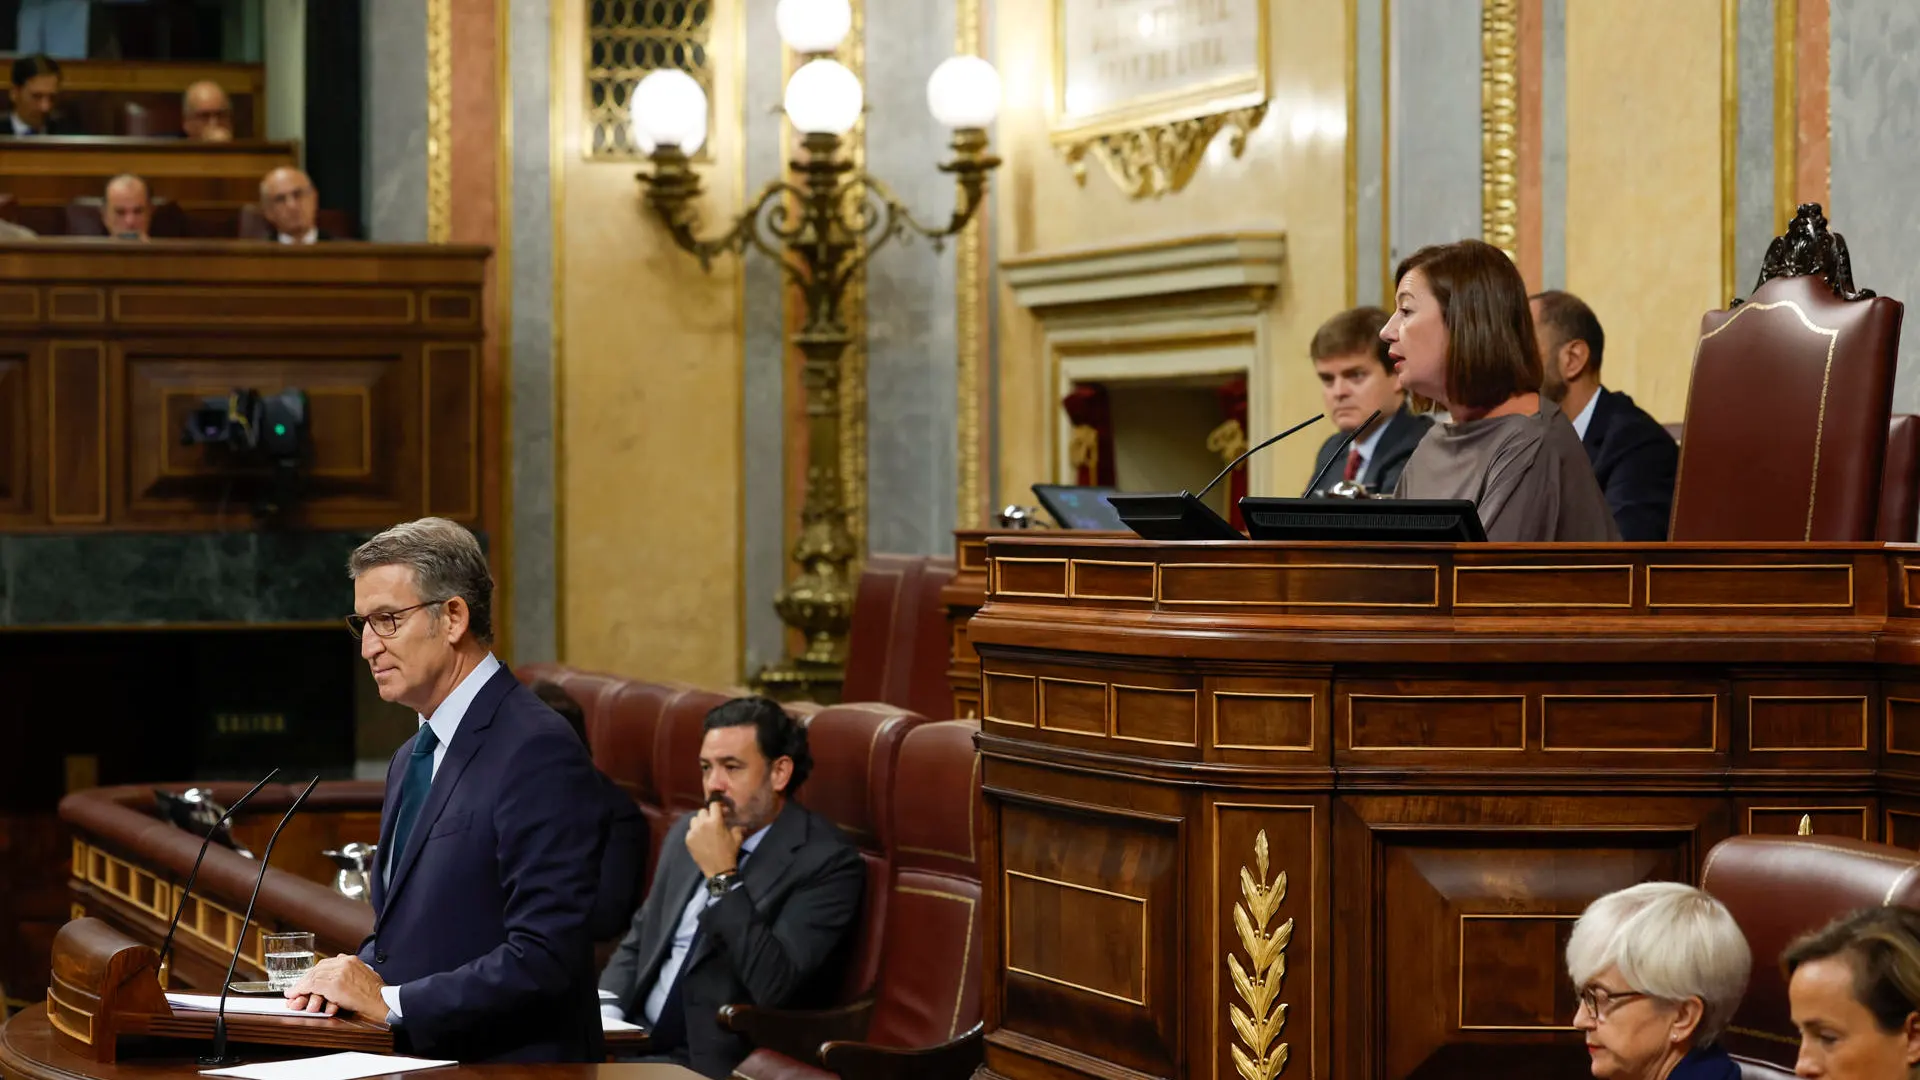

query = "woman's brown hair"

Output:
[[1784, 906, 1920, 1035], [1393, 239, 1543, 411]]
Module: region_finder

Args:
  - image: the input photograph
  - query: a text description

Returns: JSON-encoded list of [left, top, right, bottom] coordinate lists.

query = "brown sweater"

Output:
[[1394, 397, 1621, 542]]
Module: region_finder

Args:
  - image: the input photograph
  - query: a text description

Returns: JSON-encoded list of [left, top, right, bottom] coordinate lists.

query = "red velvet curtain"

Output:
[[1212, 378, 1250, 530], [1061, 383, 1116, 486]]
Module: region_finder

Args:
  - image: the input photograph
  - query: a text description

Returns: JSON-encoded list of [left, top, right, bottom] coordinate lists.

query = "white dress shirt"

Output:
[[9, 114, 37, 136], [277, 228, 318, 245], [601, 823, 771, 1026], [380, 652, 501, 1019], [1570, 389, 1602, 440]]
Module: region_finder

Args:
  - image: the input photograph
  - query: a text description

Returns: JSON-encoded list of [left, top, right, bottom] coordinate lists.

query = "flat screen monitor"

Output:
[[1107, 492, 1243, 541], [1030, 484, 1129, 531], [1238, 497, 1487, 542]]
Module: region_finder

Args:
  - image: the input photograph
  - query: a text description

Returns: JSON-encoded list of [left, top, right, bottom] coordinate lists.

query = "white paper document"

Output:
[[602, 1015, 642, 1032], [597, 988, 618, 1001], [165, 993, 333, 1019], [200, 1051, 454, 1080]]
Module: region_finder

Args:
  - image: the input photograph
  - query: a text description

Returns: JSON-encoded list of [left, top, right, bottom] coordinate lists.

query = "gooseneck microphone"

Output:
[[200, 775, 320, 1067], [1300, 408, 1384, 496], [1195, 413, 1325, 502], [157, 769, 281, 979]]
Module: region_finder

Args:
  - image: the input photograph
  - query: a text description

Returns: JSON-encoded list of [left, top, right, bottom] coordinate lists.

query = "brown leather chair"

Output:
[[1879, 414, 1920, 542], [729, 720, 983, 1080], [1669, 270, 1905, 541], [1700, 834, 1920, 1079], [843, 554, 959, 723]]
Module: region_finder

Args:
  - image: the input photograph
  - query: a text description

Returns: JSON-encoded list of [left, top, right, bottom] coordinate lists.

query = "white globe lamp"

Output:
[[630, 68, 708, 154], [926, 55, 1001, 129], [775, 0, 852, 54], [783, 59, 864, 136]]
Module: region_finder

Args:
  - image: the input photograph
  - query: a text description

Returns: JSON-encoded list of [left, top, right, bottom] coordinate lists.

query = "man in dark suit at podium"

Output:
[[1531, 290, 1679, 540], [287, 517, 609, 1062], [1306, 306, 1431, 494]]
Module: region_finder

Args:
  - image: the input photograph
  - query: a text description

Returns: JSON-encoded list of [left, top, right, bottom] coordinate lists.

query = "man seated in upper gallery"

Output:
[[180, 80, 233, 141], [598, 696, 864, 1079], [4, 54, 77, 136], [1530, 290, 1678, 540], [1306, 305, 1432, 494], [101, 174, 152, 241], [259, 166, 332, 243], [286, 517, 611, 1061]]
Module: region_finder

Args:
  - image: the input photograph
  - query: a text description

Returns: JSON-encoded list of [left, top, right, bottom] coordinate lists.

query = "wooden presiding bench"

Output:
[[0, 239, 490, 532], [0, 137, 298, 237]]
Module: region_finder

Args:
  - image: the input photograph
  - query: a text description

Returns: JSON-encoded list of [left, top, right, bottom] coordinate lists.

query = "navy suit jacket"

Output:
[[1581, 387, 1678, 541], [362, 665, 610, 1062], [1310, 404, 1432, 494]]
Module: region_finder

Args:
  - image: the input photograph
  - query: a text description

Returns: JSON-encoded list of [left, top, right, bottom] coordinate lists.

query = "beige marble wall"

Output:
[[1564, 0, 1727, 424], [993, 0, 1350, 499], [551, 2, 746, 686]]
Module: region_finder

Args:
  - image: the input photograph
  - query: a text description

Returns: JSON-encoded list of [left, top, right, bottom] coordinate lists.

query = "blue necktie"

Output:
[[387, 724, 440, 877], [648, 847, 750, 1052]]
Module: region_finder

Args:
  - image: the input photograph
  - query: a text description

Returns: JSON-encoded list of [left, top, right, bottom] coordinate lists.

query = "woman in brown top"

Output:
[[1382, 239, 1620, 542]]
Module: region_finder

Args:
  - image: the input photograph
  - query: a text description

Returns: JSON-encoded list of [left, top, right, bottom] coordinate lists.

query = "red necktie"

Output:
[[1343, 447, 1362, 482]]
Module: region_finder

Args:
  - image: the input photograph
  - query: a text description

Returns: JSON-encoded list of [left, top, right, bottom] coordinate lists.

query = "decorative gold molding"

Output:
[[1774, 0, 1799, 233], [837, 0, 869, 564], [955, 0, 985, 528], [1063, 106, 1268, 200], [1720, 0, 1738, 303], [1480, 0, 1519, 259], [425, 0, 452, 243], [1230, 829, 1292, 1080]]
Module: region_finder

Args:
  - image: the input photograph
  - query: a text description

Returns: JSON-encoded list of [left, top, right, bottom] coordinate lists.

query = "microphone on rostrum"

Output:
[[157, 769, 280, 981], [1300, 408, 1384, 496], [1194, 412, 1326, 502], [200, 775, 320, 1067]]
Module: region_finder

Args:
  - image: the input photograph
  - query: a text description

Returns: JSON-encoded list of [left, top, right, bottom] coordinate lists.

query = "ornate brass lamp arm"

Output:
[[638, 148, 818, 287]]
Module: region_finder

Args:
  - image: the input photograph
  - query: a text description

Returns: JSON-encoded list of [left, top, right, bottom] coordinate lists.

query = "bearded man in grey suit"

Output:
[[599, 697, 864, 1079]]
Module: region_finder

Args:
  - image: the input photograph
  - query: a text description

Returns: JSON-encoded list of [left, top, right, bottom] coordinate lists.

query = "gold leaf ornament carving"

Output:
[[1063, 105, 1268, 200], [1229, 829, 1292, 1080]]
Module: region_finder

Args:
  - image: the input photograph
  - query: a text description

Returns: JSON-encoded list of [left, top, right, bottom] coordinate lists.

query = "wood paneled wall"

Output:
[[0, 240, 489, 532]]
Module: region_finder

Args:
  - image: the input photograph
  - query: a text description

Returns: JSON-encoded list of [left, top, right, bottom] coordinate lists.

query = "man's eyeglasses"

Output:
[[1578, 985, 1650, 1022], [346, 600, 444, 639]]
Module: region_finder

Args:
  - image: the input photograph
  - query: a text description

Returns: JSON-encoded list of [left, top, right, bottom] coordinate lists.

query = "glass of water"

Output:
[[262, 930, 316, 991]]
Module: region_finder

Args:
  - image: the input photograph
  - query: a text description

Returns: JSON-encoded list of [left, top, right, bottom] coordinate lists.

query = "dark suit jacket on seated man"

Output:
[[288, 517, 610, 1062], [1306, 305, 1434, 494], [1531, 290, 1679, 540], [599, 697, 864, 1079]]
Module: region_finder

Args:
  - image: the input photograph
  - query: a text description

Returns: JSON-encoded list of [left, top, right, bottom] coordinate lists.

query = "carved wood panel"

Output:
[[48, 342, 107, 524], [0, 352, 28, 514], [987, 783, 1185, 1080]]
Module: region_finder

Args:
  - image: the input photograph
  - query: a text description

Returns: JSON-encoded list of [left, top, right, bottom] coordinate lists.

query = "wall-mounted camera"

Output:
[[179, 388, 309, 518]]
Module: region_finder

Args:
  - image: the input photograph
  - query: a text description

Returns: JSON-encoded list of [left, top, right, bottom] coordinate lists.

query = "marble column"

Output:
[[1388, 0, 1484, 266], [363, 0, 427, 242]]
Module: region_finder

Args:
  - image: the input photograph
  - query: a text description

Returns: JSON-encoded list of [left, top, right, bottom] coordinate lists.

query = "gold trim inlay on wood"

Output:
[[1745, 805, 1870, 839], [1213, 691, 1317, 752], [1038, 676, 1110, 739], [1538, 694, 1719, 753], [993, 557, 1071, 599], [1003, 869, 1149, 1006], [1067, 559, 1157, 601], [1451, 564, 1634, 609], [1110, 682, 1199, 747], [1645, 563, 1854, 609], [1747, 695, 1870, 752], [1228, 829, 1292, 1080], [1887, 697, 1920, 756], [1345, 694, 1527, 752], [1160, 562, 1440, 608]]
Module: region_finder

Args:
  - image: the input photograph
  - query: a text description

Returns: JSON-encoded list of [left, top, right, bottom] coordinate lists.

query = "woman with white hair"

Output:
[[1565, 881, 1753, 1080]]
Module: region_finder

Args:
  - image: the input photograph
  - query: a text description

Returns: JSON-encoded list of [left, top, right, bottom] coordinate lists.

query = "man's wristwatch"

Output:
[[706, 868, 740, 898]]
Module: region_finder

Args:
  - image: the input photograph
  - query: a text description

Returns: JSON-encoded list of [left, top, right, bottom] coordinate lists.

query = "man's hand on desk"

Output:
[[286, 955, 388, 1021]]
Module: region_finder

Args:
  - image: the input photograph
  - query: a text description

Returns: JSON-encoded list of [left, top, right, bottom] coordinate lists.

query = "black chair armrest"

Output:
[[816, 1023, 984, 1080], [717, 999, 875, 1063]]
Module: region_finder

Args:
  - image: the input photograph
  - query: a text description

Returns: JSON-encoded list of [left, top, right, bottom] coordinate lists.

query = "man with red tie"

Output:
[[1306, 306, 1432, 495]]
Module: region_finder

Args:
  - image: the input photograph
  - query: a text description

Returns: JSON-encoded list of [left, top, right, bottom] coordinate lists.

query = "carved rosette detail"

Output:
[[1065, 105, 1268, 200], [1480, 0, 1519, 259], [1230, 829, 1293, 1080]]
